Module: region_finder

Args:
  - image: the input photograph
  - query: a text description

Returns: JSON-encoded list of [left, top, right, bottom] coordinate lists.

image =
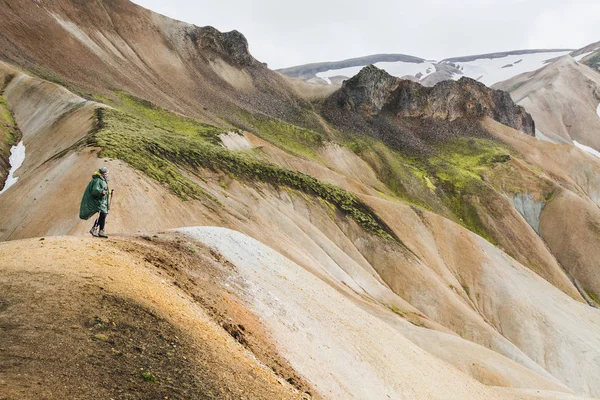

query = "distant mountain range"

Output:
[[276, 48, 600, 87]]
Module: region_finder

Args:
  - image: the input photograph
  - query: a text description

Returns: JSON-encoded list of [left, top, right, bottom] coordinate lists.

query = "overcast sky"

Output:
[[132, 0, 600, 69]]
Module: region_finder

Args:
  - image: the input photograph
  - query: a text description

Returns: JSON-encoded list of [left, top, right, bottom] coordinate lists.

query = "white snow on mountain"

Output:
[[573, 49, 598, 61], [312, 51, 572, 87], [574, 140, 600, 159], [0, 141, 26, 194], [447, 51, 572, 86]]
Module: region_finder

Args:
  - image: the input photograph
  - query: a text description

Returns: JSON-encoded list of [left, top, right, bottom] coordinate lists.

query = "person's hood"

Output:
[[92, 171, 105, 180]]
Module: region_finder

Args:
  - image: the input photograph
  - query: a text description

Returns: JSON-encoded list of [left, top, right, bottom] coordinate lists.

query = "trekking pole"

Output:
[[109, 189, 114, 207]]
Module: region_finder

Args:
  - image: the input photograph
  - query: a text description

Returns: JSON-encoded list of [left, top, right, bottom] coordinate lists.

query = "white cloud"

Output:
[[527, 3, 600, 49]]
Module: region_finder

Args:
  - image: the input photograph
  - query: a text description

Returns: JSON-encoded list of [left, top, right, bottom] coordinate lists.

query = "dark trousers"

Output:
[[93, 211, 108, 231]]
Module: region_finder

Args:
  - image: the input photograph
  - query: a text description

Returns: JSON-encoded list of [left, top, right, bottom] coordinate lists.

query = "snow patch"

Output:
[[512, 193, 543, 235], [574, 51, 593, 62], [574, 48, 599, 62], [219, 131, 254, 151], [447, 51, 571, 86], [313, 52, 571, 86], [0, 141, 26, 194], [573, 140, 600, 158]]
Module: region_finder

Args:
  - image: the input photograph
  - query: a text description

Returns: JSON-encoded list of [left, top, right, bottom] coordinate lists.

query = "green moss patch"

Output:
[[429, 137, 513, 188], [0, 96, 18, 164], [389, 305, 425, 327], [344, 135, 512, 243], [234, 111, 326, 160], [2, 74, 15, 91], [0, 97, 15, 127], [94, 108, 211, 199], [345, 136, 435, 208], [427, 138, 513, 243], [96, 92, 224, 144], [141, 371, 158, 383]]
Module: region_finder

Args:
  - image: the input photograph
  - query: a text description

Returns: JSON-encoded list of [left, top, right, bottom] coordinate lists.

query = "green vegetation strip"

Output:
[[345, 135, 513, 243], [0, 97, 15, 128], [2, 74, 15, 91], [0, 96, 18, 152], [93, 94, 395, 239], [585, 290, 600, 306]]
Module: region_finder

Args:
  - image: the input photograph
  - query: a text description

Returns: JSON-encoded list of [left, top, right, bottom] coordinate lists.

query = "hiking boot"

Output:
[[98, 230, 108, 238], [89, 227, 99, 237]]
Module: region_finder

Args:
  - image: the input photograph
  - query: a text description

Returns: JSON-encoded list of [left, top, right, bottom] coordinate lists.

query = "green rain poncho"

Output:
[[79, 171, 109, 220]]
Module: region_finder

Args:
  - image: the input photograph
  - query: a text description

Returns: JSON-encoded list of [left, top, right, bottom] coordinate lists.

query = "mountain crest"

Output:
[[332, 65, 535, 135]]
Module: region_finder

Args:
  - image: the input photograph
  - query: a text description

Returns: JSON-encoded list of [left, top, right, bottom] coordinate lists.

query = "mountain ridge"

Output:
[[276, 49, 575, 86]]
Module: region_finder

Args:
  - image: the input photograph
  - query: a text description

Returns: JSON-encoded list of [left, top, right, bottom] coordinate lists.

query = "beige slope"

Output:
[[358, 195, 600, 397], [486, 117, 600, 304], [360, 302, 569, 392], [494, 56, 600, 149], [498, 388, 598, 400], [540, 189, 600, 303], [464, 179, 582, 301], [180, 227, 496, 399], [224, 113, 583, 305], [177, 227, 590, 400], [189, 177, 600, 396], [484, 117, 600, 206], [209, 172, 598, 396]]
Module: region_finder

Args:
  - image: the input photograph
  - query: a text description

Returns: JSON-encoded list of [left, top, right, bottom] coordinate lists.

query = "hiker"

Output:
[[79, 167, 111, 238]]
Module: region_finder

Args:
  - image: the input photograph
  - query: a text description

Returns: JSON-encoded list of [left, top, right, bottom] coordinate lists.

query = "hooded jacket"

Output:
[[79, 171, 109, 220]]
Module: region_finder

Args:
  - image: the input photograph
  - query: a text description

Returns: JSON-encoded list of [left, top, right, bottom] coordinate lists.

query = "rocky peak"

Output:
[[186, 26, 256, 67], [331, 65, 535, 135], [336, 65, 399, 116]]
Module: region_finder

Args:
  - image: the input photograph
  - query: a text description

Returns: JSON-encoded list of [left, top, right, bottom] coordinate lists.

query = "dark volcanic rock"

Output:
[[322, 65, 534, 153], [334, 65, 399, 116], [387, 77, 535, 134], [186, 26, 256, 67]]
